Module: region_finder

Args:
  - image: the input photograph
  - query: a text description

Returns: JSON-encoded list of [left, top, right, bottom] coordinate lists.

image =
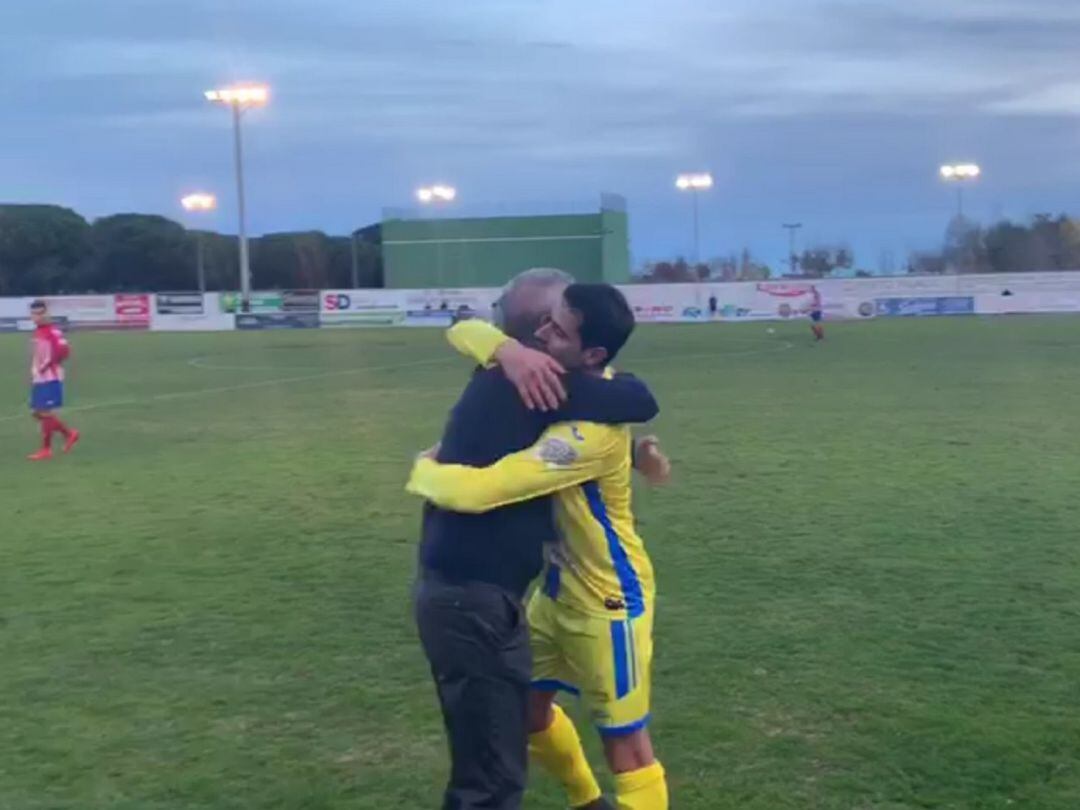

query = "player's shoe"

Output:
[[63, 430, 81, 454], [27, 448, 53, 462]]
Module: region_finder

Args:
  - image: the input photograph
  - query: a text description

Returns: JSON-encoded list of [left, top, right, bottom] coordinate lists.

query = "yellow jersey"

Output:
[[407, 319, 655, 619]]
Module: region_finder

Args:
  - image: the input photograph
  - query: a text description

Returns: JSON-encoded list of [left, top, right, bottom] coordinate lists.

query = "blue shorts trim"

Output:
[[532, 679, 580, 696], [30, 381, 64, 411], [597, 714, 651, 738], [810, 310, 823, 322]]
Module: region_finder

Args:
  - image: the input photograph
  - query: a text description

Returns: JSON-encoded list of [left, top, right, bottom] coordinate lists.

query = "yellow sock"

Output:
[[614, 760, 668, 810], [528, 704, 602, 807]]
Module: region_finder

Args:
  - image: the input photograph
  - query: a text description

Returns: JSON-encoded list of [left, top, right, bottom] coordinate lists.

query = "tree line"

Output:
[[0, 204, 383, 295], [639, 213, 1080, 282], [4, 204, 1077, 294], [909, 214, 1080, 275]]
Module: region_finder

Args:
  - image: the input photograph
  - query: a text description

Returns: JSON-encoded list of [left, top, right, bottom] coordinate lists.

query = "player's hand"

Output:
[[417, 442, 440, 462], [633, 436, 671, 486], [494, 340, 567, 412]]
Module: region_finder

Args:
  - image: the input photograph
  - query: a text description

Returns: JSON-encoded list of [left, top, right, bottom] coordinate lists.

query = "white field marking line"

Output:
[[0, 357, 448, 424], [0, 339, 794, 425]]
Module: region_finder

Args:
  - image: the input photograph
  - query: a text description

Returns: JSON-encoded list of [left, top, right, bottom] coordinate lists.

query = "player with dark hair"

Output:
[[27, 300, 79, 461], [410, 273, 661, 810], [410, 283, 670, 810]]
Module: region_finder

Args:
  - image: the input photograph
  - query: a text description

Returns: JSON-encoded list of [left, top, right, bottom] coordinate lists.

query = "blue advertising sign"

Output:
[[875, 297, 975, 317]]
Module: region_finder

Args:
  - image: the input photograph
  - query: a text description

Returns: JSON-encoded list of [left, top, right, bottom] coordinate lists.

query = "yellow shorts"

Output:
[[527, 591, 654, 737]]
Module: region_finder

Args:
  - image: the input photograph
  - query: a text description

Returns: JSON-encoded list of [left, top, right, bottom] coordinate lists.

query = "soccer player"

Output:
[[27, 300, 79, 461], [412, 271, 660, 810], [807, 285, 825, 341], [409, 284, 669, 810]]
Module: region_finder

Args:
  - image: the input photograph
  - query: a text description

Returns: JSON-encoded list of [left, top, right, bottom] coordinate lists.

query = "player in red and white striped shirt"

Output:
[[27, 300, 79, 461]]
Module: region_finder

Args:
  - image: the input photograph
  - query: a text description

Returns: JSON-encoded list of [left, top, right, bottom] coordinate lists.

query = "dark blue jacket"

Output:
[[419, 368, 658, 598]]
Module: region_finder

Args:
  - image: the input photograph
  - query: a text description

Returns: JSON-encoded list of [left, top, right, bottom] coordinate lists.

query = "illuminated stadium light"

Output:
[[180, 193, 217, 212], [204, 85, 269, 106], [417, 185, 458, 203], [675, 172, 714, 191], [940, 163, 981, 180]]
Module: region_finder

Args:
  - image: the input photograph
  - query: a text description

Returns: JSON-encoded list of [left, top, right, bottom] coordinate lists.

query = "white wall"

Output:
[[2, 273, 1079, 333]]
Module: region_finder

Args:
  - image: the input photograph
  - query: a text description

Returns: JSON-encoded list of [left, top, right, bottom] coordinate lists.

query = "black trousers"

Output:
[[415, 572, 531, 810]]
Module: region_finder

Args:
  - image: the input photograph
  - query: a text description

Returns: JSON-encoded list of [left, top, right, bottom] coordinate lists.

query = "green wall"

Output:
[[383, 211, 629, 289]]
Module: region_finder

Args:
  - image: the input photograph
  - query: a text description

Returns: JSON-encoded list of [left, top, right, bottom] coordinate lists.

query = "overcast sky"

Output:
[[4, 0, 1080, 270]]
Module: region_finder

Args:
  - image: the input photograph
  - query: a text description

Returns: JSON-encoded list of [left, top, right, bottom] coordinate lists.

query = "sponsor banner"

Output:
[[114, 294, 151, 328], [404, 289, 498, 315], [156, 292, 205, 315], [622, 285, 703, 322], [632, 304, 680, 323], [235, 312, 320, 330], [219, 292, 284, 313], [44, 295, 113, 324], [321, 310, 406, 328], [39, 295, 149, 330], [321, 290, 407, 312], [751, 283, 815, 319], [875, 296, 975, 317], [282, 289, 320, 312]]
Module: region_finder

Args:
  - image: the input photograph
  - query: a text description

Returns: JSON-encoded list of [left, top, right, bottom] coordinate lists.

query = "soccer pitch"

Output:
[[2, 317, 1079, 810]]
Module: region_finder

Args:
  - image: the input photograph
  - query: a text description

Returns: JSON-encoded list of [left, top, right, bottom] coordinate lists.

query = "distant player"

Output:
[[27, 300, 79, 461], [807, 286, 825, 341]]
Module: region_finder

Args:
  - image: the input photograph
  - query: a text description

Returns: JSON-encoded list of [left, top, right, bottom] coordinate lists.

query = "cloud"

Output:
[[4, 0, 1080, 261]]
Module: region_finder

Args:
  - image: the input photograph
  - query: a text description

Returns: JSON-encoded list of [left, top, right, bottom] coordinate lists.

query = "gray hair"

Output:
[[494, 268, 575, 342]]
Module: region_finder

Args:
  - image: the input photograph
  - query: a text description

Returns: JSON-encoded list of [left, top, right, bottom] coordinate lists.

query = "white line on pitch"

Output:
[[0, 340, 793, 425]]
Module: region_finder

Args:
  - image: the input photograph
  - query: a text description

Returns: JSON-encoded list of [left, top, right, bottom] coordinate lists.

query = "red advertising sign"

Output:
[[114, 294, 151, 328]]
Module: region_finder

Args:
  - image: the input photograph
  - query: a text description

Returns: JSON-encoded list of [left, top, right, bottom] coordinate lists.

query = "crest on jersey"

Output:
[[538, 437, 578, 467]]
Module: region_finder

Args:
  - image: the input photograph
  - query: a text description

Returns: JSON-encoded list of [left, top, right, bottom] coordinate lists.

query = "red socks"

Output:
[[39, 416, 71, 448]]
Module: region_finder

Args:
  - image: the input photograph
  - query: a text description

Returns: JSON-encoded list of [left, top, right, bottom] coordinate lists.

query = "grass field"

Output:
[[2, 316, 1080, 810]]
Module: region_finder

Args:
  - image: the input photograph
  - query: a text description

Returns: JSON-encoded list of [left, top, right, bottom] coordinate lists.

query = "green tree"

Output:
[[0, 205, 90, 294], [87, 214, 192, 291], [798, 246, 853, 278]]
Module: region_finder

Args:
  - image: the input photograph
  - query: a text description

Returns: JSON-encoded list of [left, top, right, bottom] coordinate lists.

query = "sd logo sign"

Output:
[[324, 294, 351, 311]]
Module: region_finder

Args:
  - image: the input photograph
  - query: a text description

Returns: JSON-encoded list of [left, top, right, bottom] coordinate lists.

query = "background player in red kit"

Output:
[[27, 300, 79, 461]]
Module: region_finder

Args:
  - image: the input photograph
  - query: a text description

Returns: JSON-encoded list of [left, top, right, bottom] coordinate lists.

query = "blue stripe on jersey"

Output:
[[627, 619, 637, 690], [543, 564, 561, 599], [610, 619, 631, 699], [582, 481, 644, 619]]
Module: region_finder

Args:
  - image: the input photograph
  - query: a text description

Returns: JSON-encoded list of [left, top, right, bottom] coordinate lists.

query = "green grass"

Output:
[[2, 316, 1080, 809]]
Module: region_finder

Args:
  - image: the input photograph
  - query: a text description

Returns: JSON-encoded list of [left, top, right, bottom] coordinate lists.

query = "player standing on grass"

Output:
[[27, 300, 79, 461], [807, 285, 825, 341], [410, 284, 670, 810]]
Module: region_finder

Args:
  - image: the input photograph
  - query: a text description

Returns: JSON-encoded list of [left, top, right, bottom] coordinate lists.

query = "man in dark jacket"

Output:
[[413, 269, 659, 810]]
